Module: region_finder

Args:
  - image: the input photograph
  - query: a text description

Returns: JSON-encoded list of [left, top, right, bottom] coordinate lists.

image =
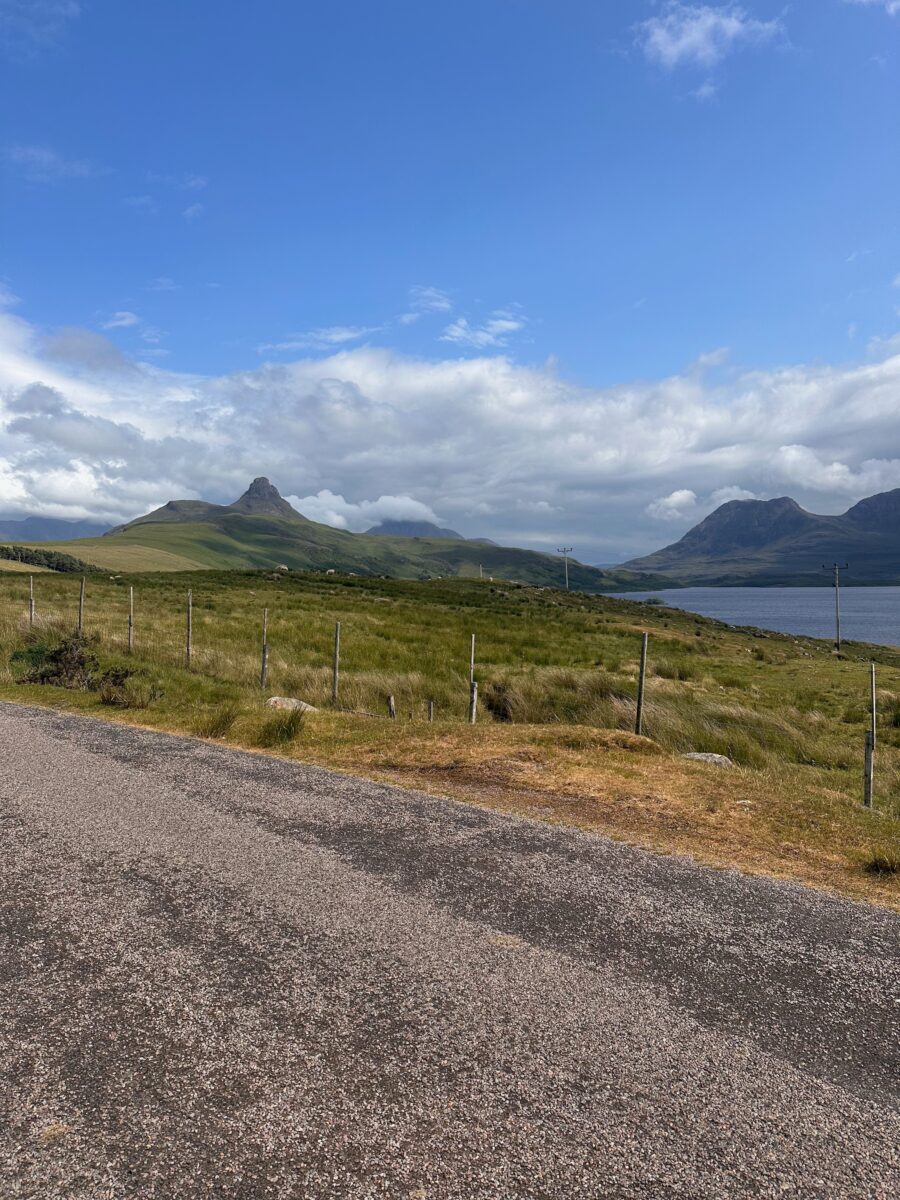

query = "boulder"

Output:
[[266, 696, 318, 713], [681, 752, 734, 769]]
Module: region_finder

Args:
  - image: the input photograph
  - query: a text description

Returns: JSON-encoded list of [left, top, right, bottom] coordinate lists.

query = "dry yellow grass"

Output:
[[0, 560, 51, 573], [283, 716, 900, 910]]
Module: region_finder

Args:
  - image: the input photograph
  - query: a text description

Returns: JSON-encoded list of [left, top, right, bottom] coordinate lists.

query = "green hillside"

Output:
[[30, 478, 667, 592]]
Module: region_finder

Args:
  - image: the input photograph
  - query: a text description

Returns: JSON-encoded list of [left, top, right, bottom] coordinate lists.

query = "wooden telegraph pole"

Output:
[[557, 547, 573, 592], [823, 563, 849, 651], [332, 621, 341, 704]]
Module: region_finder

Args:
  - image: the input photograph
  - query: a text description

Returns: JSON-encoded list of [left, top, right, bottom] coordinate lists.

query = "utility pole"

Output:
[[557, 547, 573, 592], [822, 563, 849, 651]]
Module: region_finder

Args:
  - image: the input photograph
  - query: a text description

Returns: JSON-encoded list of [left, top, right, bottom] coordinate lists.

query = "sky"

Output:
[[1, 0, 900, 563]]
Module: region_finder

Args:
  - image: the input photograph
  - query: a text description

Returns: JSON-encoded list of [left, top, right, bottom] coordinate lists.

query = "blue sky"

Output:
[[2, 1, 900, 560]]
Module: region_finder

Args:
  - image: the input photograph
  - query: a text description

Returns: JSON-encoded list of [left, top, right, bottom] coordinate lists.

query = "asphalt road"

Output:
[[1, 702, 898, 1199]]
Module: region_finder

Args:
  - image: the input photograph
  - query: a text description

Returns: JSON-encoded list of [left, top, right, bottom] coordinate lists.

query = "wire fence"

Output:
[[6, 572, 891, 808]]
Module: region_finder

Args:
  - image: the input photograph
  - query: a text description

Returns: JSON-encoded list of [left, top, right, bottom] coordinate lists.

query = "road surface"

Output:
[[1, 701, 898, 1198]]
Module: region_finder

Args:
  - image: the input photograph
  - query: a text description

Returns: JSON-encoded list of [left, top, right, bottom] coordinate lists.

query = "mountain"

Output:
[[366, 519, 465, 540], [28, 478, 666, 591], [109, 476, 303, 532], [623, 490, 900, 584], [0, 515, 110, 542]]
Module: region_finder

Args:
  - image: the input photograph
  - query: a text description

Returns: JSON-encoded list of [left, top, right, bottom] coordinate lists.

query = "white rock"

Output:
[[681, 752, 734, 769], [266, 697, 318, 713]]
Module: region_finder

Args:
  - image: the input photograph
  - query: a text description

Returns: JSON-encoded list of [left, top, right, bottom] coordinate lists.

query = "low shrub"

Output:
[[20, 632, 99, 690]]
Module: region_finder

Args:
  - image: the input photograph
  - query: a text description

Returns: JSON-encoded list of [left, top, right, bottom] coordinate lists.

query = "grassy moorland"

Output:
[[1, 569, 898, 908]]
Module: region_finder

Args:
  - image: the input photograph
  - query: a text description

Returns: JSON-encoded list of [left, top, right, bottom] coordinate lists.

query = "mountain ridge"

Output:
[[623, 488, 900, 584], [25, 478, 666, 591], [0, 515, 110, 542]]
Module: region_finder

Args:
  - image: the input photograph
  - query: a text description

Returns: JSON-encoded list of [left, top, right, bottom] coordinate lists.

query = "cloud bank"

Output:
[[2, 307, 900, 560]]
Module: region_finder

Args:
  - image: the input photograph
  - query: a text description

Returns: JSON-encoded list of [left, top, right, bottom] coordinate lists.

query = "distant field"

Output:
[[1, 568, 898, 907], [0, 560, 51, 574], [33, 537, 212, 572]]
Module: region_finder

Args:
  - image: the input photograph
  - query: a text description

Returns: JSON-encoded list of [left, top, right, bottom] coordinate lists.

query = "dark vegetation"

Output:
[[0, 545, 100, 573]]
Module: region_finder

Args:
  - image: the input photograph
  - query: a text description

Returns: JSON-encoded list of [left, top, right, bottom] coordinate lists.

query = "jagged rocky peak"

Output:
[[229, 477, 299, 518]]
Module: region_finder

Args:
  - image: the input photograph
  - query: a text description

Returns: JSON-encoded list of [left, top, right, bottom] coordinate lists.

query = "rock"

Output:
[[266, 697, 318, 713], [681, 752, 735, 769]]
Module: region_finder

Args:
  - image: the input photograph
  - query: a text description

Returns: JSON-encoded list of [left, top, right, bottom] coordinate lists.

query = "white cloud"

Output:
[[182, 202, 204, 221], [399, 285, 453, 325], [123, 194, 158, 215], [288, 490, 440, 532], [0, 282, 20, 308], [148, 171, 208, 190], [692, 79, 718, 101], [6, 143, 97, 183], [146, 277, 179, 292], [646, 489, 699, 521], [709, 485, 757, 504], [259, 326, 383, 354], [440, 308, 526, 349], [845, 1, 900, 15], [636, 3, 782, 69], [0, 1, 80, 50], [101, 311, 140, 330], [410, 285, 452, 312], [5, 313, 900, 555]]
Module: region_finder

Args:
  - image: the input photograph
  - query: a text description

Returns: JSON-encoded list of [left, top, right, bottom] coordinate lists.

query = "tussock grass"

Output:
[[256, 706, 305, 747], [861, 846, 900, 877], [192, 700, 242, 739]]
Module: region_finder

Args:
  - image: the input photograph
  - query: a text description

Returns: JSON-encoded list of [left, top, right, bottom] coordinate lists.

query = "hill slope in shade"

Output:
[[623, 490, 900, 584], [365, 519, 465, 540], [31, 478, 666, 591]]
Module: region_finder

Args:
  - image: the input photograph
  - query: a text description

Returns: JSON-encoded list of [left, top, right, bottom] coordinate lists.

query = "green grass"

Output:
[[2, 568, 899, 906]]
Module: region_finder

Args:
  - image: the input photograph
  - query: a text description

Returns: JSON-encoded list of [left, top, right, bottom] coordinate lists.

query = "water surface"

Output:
[[614, 586, 900, 648]]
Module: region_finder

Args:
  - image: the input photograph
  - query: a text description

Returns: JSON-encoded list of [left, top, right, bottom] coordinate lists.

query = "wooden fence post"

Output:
[[428, 699, 434, 723], [186, 589, 193, 668], [864, 730, 874, 809], [260, 607, 269, 690], [635, 632, 649, 736], [127, 586, 134, 654], [28, 575, 34, 629], [77, 576, 85, 635], [469, 633, 476, 685], [332, 621, 341, 704], [468, 680, 478, 725], [388, 695, 396, 720], [870, 662, 877, 751]]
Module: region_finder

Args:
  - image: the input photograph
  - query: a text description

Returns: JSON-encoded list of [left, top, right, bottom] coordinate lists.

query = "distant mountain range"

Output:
[[0, 515, 109, 542], [623, 489, 900, 585], [365, 518, 498, 545], [12, 477, 665, 590], [366, 519, 465, 540]]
